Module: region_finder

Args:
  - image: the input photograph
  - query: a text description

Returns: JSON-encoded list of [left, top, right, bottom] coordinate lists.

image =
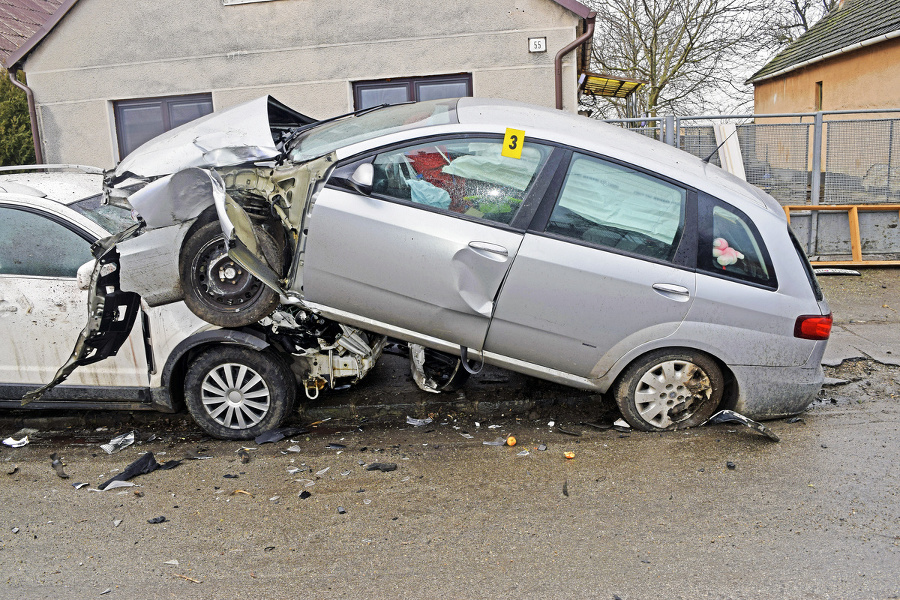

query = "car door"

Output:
[[0, 202, 150, 392], [302, 136, 556, 351], [484, 151, 697, 379]]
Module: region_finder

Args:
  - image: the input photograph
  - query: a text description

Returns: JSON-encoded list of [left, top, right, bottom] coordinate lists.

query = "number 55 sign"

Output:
[[528, 37, 547, 53]]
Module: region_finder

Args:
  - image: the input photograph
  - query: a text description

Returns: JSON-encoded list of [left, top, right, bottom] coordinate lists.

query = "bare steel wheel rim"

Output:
[[191, 235, 265, 312], [634, 359, 712, 429], [200, 362, 271, 430]]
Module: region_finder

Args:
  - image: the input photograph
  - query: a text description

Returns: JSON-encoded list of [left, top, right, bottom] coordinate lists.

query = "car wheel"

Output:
[[614, 349, 723, 431], [180, 221, 282, 327], [408, 343, 470, 393], [184, 346, 296, 440]]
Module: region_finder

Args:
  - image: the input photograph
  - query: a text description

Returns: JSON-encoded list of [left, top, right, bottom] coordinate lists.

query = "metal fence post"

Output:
[[808, 112, 824, 254], [665, 115, 676, 146]]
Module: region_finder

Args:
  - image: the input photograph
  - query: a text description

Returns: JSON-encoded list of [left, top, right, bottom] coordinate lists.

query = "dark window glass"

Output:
[[114, 94, 213, 157], [698, 199, 776, 287], [0, 207, 93, 277], [371, 137, 551, 226], [546, 153, 686, 262], [354, 74, 472, 109]]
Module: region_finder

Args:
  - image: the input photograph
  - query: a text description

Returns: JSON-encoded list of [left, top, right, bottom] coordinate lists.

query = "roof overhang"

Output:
[[3, 0, 80, 70]]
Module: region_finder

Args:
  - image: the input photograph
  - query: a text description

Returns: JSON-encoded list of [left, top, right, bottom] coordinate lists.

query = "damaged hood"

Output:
[[113, 96, 316, 180]]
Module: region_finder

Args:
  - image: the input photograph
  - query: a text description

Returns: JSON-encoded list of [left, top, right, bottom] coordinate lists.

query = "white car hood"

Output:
[[114, 96, 312, 179]]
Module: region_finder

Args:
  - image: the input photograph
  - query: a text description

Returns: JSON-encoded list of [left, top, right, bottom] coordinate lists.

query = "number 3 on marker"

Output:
[[502, 128, 526, 159]]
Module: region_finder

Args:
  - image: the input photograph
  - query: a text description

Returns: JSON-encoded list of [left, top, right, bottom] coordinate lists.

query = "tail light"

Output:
[[794, 313, 832, 340]]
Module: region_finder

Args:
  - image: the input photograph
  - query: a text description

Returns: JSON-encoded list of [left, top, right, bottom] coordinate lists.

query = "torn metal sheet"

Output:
[[703, 409, 781, 442], [101, 431, 136, 454], [126, 167, 225, 229]]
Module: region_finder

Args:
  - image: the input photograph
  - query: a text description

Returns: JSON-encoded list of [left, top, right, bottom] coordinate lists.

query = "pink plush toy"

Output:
[[712, 237, 744, 268]]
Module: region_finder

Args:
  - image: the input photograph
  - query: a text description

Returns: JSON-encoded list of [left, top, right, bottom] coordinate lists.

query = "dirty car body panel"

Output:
[[44, 96, 830, 429]]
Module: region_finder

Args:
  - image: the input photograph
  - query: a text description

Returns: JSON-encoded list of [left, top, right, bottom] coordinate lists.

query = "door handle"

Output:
[[652, 283, 691, 302], [468, 241, 509, 258]]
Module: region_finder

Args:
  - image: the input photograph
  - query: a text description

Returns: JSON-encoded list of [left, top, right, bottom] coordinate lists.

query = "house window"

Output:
[[114, 94, 213, 158], [353, 75, 472, 110], [815, 81, 823, 111]]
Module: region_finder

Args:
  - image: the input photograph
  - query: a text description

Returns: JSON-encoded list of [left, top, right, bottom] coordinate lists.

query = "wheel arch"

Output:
[[160, 329, 272, 407], [603, 343, 739, 411]]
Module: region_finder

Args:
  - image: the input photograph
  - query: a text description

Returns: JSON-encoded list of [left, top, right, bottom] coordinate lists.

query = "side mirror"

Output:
[[348, 163, 374, 195], [76, 260, 96, 291]]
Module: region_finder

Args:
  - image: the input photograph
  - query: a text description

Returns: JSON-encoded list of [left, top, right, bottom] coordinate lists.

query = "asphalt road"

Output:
[[1, 269, 898, 599]]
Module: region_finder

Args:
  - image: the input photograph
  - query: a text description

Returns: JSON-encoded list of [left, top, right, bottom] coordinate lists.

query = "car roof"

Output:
[[0, 171, 103, 205], [453, 98, 783, 215]]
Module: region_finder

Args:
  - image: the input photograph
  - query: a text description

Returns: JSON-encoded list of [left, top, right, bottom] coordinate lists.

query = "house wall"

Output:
[[753, 37, 900, 114], [21, 0, 583, 167]]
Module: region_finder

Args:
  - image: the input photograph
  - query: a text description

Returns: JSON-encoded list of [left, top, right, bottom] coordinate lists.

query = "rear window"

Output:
[[698, 196, 776, 288]]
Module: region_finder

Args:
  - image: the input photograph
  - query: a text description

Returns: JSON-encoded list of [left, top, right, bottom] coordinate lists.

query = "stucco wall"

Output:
[[753, 37, 900, 114], [22, 0, 584, 167]]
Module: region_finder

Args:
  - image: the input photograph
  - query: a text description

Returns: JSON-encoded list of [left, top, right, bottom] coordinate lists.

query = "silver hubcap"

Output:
[[634, 359, 712, 428], [201, 362, 271, 430]]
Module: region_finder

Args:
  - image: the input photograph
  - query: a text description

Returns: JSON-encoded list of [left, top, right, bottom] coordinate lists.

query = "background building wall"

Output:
[[21, 0, 583, 167], [753, 38, 900, 114]]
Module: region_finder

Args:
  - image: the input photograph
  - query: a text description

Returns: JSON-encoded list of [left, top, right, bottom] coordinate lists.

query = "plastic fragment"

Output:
[[72, 482, 89, 489], [556, 426, 581, 437], [114, 520, 123, 527], [7, 466, 18, 475], [100, 589, 111, 595], [11, 527, 19, 534], [337, 506, 346, 514], [537, 444, 547, 451], [563, 480, 569, 497], [50, 453, 69, 479], [703, 410, 780, 442], [315, 467, 330, 476], [298, 490, 311, 499], [482, 438, 506, 446], [460, 433, 474, 439], [164, 559, 179, 566], [98, 452, 179, 490], [2, 436, 29, 448], [366, 463, 397, 472], [147, 516, 167, 524], [230, 490, 253, 497], [406, 416, 433, 427], [726, 461, 736, 470], [516, 450, 530, 457], [286, 446, 302, 453], [326, 443, 347, 450], [612, 419, 631, 432], [255, 427, 308, 445], [237, 449, 251, 464], [101, 431, 136, 454]]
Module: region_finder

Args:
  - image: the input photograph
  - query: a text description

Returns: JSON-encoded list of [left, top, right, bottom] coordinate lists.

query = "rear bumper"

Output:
[[729, 363, 824, 420]]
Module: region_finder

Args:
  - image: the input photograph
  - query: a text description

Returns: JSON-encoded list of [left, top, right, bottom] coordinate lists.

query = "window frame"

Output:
[[113, 93, 213, 159], [352, 74, 473, 110], [529, 149, 698, 270]]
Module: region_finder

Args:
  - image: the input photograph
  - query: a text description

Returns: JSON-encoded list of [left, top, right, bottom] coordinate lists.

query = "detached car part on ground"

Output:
[[30, 96, 831, 436]]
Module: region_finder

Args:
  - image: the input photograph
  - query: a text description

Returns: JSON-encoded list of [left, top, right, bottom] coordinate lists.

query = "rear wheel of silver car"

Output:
[[614, 350, 723, 431], [184, 346, 296, 440], [180, 221, 282, 328]]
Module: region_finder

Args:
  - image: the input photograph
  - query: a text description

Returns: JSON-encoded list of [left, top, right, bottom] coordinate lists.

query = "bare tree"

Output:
[[582, 0, 769, 118], [767, 0, 840, 47]]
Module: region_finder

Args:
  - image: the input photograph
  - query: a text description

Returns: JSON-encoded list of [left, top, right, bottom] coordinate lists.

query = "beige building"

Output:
[[747, 0, 900, 114], [0, 0, 594, 167]]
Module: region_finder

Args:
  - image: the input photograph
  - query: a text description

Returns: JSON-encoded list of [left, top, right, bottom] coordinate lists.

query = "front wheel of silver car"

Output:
[[180, 221, 282, 328], [184, 346, 296, 440], [613, 350, 723, 431]]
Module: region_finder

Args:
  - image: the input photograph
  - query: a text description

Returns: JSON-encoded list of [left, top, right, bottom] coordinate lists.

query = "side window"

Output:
[[546, 153, 686, 262], [371, 137, 551, 225], [699, 201, 775, 287], [0, 207, 93, 277]]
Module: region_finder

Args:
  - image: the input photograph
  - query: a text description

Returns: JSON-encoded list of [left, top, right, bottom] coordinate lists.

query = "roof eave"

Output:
[[748, 28, 900, 85], [3, 0, 78, 69], [550, 0, 594, 19]]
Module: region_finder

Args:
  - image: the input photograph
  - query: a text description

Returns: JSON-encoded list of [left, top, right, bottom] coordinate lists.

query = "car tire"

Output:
[[408, 344, 470, 393], [614, 349, 723, 431], [180, 221, 282, 328], [184, 345, 296, 440]]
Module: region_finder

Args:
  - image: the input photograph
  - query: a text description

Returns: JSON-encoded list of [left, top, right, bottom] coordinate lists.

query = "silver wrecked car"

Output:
[[32, 96, 831, 431]]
